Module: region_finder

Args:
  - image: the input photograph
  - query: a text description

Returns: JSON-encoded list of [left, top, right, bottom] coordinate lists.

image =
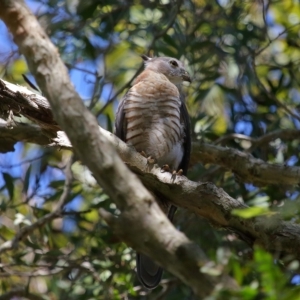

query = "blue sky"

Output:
[[0, 1, 117, 230], [0, 1, 95, 216]]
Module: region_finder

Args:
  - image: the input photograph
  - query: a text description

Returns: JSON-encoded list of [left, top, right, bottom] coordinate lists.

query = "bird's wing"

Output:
[[114, 94, 127, 142], [178, 95, 191, 175]]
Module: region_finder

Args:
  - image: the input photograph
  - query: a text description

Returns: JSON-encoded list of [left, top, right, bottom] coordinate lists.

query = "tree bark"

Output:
[[0, 0, 233, 296], [1, 79, 300, 261], [0, 0, 299, 295]]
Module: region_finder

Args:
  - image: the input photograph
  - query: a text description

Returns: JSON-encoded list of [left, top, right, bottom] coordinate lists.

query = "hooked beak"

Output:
[[181, 70, 192, 83]]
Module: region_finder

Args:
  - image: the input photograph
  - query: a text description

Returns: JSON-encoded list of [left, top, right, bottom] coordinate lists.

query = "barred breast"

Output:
[[123, 71, 184, 170]]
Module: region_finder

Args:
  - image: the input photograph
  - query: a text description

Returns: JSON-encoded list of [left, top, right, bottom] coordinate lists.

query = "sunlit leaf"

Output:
[[232, 207, 269, 218]]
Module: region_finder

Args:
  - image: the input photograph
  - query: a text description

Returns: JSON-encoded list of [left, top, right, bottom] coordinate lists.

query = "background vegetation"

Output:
[[1, 0, 300, 299]]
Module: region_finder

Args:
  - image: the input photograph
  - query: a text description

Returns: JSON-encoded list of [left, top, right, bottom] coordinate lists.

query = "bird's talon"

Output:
[[177, 169, 183, 175], [161, 164, 170, 172], [147, 156, 155, 164], [140, 151, 147, 157]]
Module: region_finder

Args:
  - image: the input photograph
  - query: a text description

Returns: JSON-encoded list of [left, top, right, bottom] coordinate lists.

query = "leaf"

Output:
[[24, 239, 42, 250], [232, 206, 269, 218], [49, 180, 65, 188], [0, 225, 15, 240], [77, 0, 99, 19], [99, 270, 112, 282], [11, 59, 28, 82], [83, 36, 96, 60], [23, 165, 31, 194], [2, 172, 14, 200]]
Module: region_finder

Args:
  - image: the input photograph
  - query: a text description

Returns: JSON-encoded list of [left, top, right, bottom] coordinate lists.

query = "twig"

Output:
[[65, 63, 97, 76], [0, 267, 65, 277], [214, 129, 300, 152], [214, 133, 254, 145], [88, 74, 104, 110], [95, 64, 143, 117], [250, 59, 300, 122], [255, 22, 300, 56], [0, 154, 48, 168], [247, 129, 300, 152], [261, 0, 270, 43]]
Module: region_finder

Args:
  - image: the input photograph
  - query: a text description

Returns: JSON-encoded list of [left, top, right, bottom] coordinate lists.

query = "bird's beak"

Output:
[[181, 70, 191, 83]]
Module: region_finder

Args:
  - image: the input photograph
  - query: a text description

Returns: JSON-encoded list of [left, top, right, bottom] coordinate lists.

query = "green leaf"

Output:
[[232, 206, 269, 218], [2, 172, 14, 200], [23, 165, 31, 194]]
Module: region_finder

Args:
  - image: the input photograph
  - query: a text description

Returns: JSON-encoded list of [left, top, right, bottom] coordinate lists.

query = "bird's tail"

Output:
[[136, 253, 163, 289], [136, 205, 177, 289]]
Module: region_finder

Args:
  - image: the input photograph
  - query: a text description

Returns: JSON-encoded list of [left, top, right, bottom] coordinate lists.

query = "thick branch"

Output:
[[0, 119, 71, 152], [1, 1, 300, 295], [1, 115, 300, 260], [191, 142, 300, 186], [99, 128, 300, 260], [0, 0, 222, 296], [1, 79, 300, 259], [1, 79, 300, 188], [0, 79, 58, 130], [1, 77, 300, 260]]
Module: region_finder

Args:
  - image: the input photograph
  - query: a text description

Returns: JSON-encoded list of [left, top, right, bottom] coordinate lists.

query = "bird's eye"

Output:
[[169, 60, 178, 67]]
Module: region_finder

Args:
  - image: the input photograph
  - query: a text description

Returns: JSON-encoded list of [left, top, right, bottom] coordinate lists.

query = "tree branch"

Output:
[[0, 0, 225, 296], [1, 78, 300, 187], [192, 142, 300, 186], [1, 1, 300, 295], [1, 79, 300, 259], [214, 129, 300, 152]]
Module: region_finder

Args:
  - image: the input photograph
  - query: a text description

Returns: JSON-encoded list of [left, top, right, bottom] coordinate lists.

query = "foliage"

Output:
[[1, 0, 300, 299]]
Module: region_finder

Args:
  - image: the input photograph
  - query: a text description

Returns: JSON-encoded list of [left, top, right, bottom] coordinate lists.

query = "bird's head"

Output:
[[141, 55, 191, 85]]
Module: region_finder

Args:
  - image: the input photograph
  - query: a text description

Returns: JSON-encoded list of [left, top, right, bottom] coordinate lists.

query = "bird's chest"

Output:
[[123, 89, 184, 169]]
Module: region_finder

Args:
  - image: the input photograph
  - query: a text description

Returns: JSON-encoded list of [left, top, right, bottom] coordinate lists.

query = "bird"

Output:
[[115, 55, 191, 289]]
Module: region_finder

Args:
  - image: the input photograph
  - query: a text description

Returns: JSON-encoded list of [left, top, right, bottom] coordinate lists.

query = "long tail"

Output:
[[136, 205, 177, 289]]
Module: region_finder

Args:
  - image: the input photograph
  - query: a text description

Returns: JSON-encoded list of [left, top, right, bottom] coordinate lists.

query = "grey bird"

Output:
[[115, 55, 191, 289]]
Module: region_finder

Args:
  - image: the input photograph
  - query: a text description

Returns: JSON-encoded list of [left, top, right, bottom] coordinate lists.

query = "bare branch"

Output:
[[191, 142, 300, 186], [0, 79, 58, 130], [1, 78, 300, 258], [214, 133, 254, 145], [2, 79, 300, 188], [215, 129, 300, 152], [247, 129, 300, 152]]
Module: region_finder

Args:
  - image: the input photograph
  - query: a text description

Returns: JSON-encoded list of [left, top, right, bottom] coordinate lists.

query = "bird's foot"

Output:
[[161, 165, 183, 176], [176, 169, 183, 176], [139, 151, 155, 164], [139, 151, 147, 157], [171, 169, 183, 180], [147, 156, 155, 164], [161, 164, 170, 172]]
